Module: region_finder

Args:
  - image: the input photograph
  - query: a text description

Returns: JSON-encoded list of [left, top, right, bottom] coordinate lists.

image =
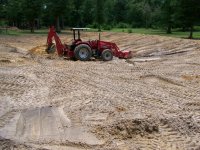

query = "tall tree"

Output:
[[114, 0, 128, 24], [161, 0, 176, 34], [127, 0, 144, 27], [45, 0, 69, 32], [96, 0, 104, 31], [4, 0, 23, 27], [69, 0, 85, 27], [21, 0, 43, 32], [142, 0, 152, 28], [104, 0, 114, 25], [176, 0, 200, 38], [82, 0, 94, 26], [0, 0, 8, 26]]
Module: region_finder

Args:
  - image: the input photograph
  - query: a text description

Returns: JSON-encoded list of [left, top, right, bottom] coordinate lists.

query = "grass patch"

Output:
[[1, 27, 200, 39], [109, 28, 200, 39], [0, 28, 73, 36], [0, 29, 44, 36]]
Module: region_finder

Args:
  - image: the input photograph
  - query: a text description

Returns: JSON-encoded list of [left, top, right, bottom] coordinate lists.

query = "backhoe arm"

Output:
[[47, 26, 65, 56]]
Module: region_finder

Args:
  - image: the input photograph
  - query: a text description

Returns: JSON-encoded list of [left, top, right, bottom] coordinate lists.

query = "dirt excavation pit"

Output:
[[1, 33, 200, 149]]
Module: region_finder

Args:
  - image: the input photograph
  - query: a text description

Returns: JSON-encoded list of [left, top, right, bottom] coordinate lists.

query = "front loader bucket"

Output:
[[118, 51, 134, 59]]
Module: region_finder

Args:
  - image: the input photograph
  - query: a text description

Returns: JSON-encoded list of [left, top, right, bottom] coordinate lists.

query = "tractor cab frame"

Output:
[[71, 28, 90, 41]]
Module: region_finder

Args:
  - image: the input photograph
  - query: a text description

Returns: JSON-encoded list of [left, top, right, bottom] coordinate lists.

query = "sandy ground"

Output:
[[0, 32, 200, 150]]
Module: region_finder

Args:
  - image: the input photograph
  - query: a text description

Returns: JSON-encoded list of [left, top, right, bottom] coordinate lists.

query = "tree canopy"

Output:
[[0, 0, 200, 38]]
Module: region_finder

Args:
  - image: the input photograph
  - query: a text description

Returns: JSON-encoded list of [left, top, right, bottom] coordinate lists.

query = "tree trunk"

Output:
[[30, 20, 34, 33], [167, 23, 172, 34], [61, 16, 64, 30], [188, 26, 193, 39], [56, 16, 61, 33], [36, 19, 40, 29], [145, 16, 148, 29], [182, 26, 186, 32], [98, 24, 101, 32]]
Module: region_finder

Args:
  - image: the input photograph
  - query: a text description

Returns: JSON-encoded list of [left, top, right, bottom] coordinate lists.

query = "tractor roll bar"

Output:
[[71, 28, 90, 40]]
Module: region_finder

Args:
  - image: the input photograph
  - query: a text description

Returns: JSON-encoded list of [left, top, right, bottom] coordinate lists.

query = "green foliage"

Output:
[[44, 0, 69, 32], [1, 0, 200, 38], [104, 0, 115, 24], [82, 0, 95, 26], [0, 0, 6, 20], [114, 0, 128, 23], [86, 23, 98, 29], [102, 24, 112, 30], [174, 0, 200, 38], [5, 0, 23, 26], [96, 0, 104, 31], [86, 23, 113, 31], [110, 27, 200, 39], [21, 0, 42, 32], [128, 29, 133, 33], [160, 0, 177, 33], [0, 20, 7, 26], [116, 22, 130, 28]]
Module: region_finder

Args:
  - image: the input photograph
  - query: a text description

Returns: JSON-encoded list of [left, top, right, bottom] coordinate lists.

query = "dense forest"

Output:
[[0, 0, 200, 38]]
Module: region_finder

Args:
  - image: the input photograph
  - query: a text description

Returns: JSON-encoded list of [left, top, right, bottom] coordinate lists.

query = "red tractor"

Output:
[[46, 26, 133, 61]]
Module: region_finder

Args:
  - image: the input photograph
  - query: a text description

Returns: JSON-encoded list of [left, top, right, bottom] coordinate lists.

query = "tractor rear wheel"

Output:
[[101, 49, 113, 61], [46, 43, 56, 54], [74, 44, 92, 61]]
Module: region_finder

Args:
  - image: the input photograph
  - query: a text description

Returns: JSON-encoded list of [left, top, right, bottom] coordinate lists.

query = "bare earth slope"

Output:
[[0, 32, 200, 150]]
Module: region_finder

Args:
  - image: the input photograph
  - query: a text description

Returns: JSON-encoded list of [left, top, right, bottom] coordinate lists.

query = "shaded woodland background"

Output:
[[0, 0, 200, 38]]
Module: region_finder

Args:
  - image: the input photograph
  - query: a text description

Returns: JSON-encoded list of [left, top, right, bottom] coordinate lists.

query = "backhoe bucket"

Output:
[[46, 43, 56, 54]]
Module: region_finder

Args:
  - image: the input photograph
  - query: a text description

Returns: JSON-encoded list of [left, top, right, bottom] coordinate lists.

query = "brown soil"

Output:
[[0, 32, 200, 150]]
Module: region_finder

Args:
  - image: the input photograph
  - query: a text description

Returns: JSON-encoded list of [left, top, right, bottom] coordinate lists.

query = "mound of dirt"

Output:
[[29, 45, 48, 55], [94, 119, 159, 140], [29, 45, 59, 60]]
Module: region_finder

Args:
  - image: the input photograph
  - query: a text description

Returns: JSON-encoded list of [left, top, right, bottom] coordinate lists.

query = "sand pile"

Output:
[[29, 45, 48, 55], [93, 118, 159, 140]]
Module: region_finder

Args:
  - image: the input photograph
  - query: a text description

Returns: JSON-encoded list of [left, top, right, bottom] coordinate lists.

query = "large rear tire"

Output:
[[74, 44, 92, 61], [101, 49, 113, 61]]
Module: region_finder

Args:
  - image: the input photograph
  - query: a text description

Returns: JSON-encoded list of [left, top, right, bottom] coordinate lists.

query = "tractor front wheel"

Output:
[[101, 49, 113, 61], [74, 44, 92, 61]]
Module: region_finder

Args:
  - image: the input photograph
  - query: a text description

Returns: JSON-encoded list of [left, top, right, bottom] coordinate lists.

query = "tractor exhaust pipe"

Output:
[[99, 33, 101, 41]]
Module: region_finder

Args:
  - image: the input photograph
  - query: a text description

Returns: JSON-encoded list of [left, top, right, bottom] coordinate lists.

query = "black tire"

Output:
[[101, 49, 113, 61], [46, 43, 56, 54], [74, 44, 92, 61]]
